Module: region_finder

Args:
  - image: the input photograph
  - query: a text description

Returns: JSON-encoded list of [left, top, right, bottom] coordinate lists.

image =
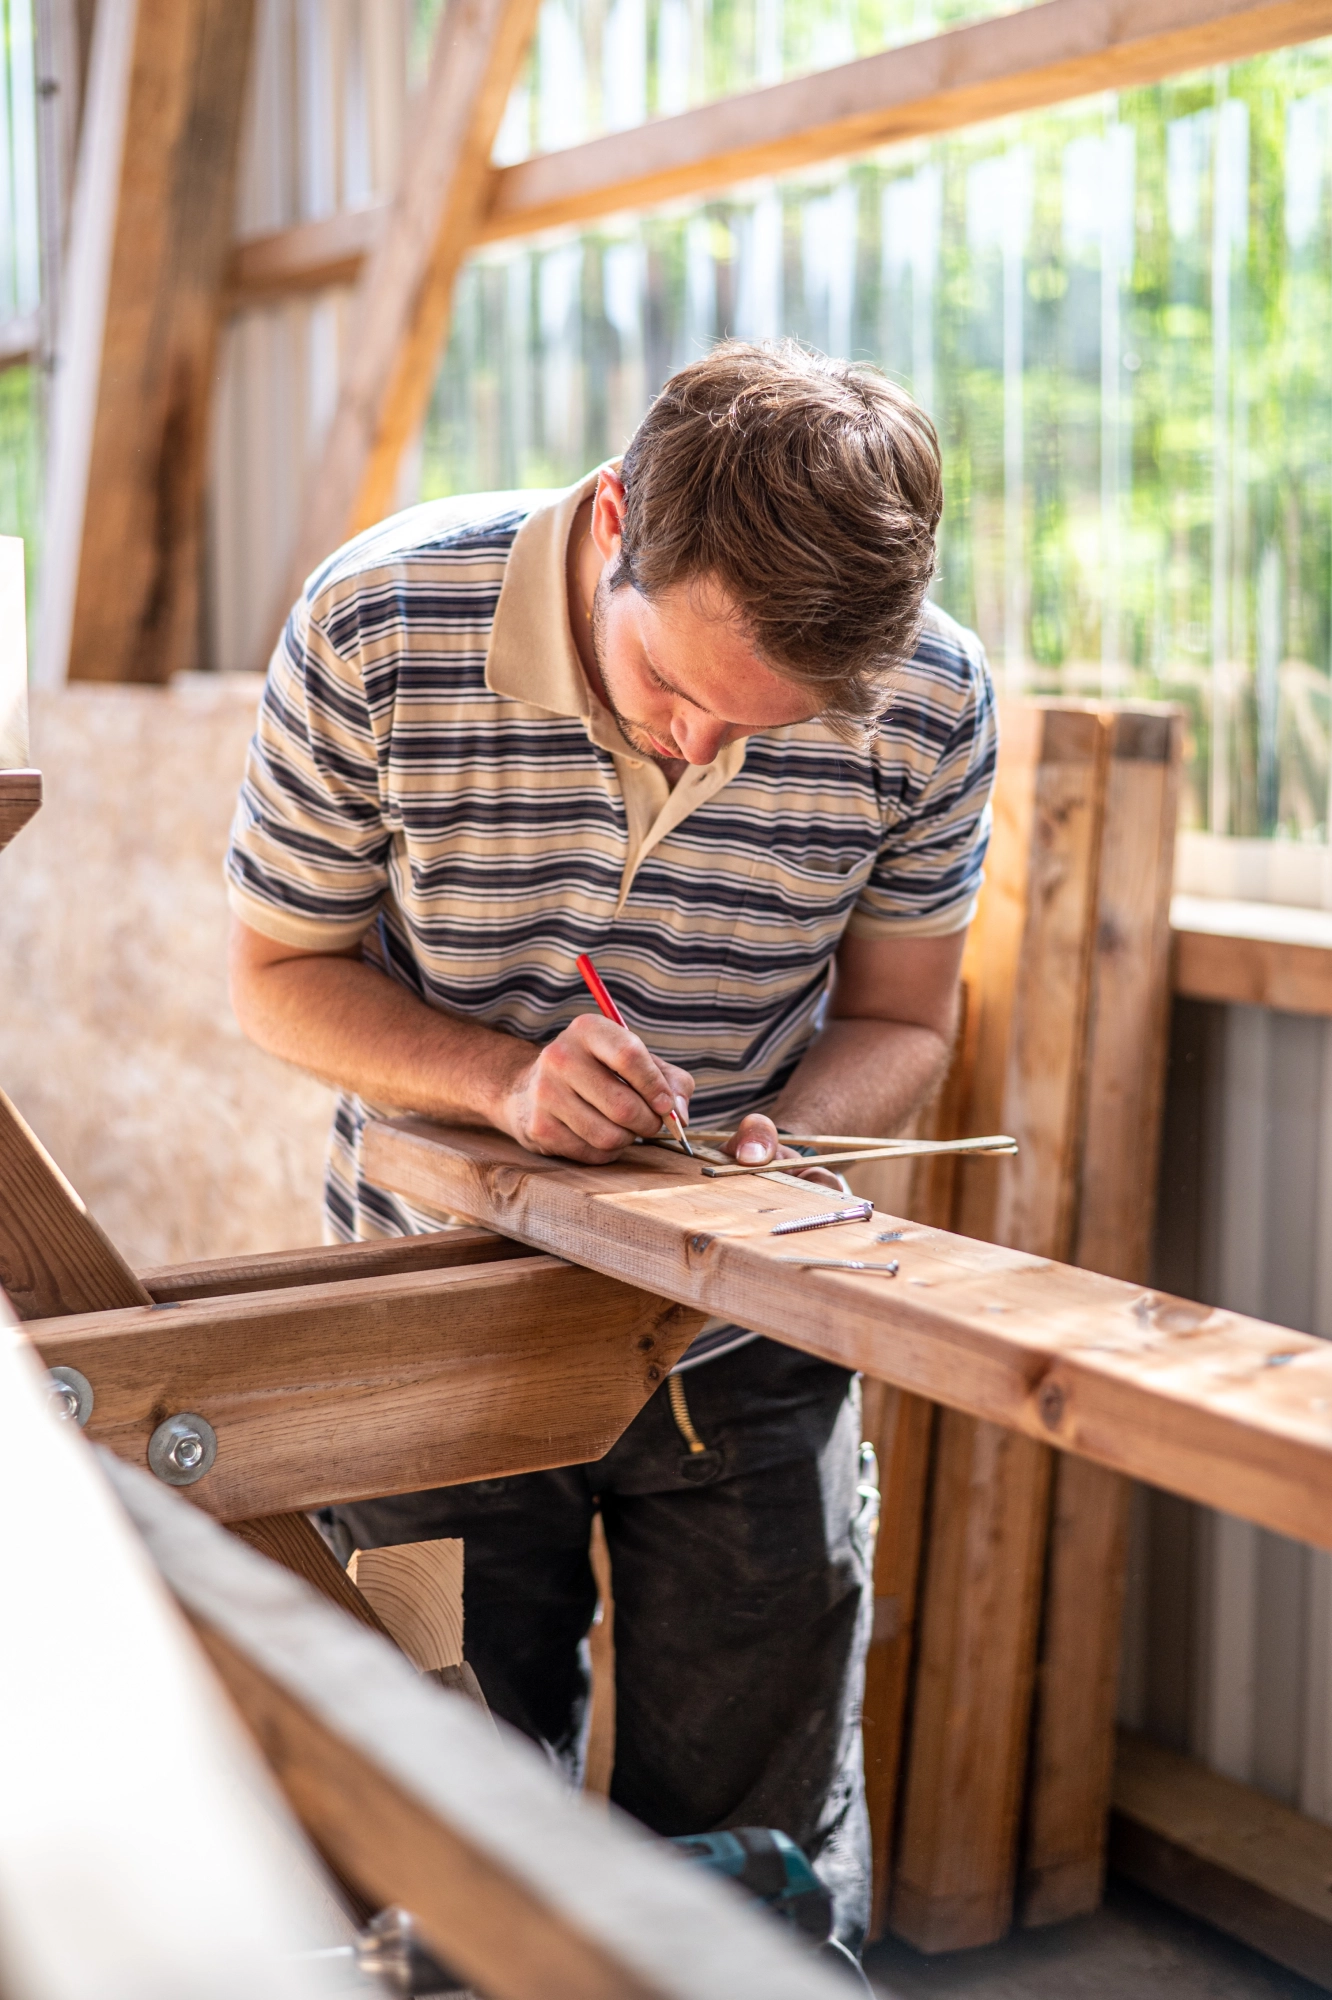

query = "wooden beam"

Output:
[[139, 1224, 537, 1302], [36, 0, 255, 687], [1172, 895, 1332, 1015], [224, 0, 1332, 305], [107, 1450, 856, 2000], [0, 1084, 151, 1318], [481, 0, 1332, 243], [231, 1511, 393, 1638], [226, 205, 385, 307], [890, 1414, 1052, 1951], [362, 1117, 1332, 1553], [349, 1539, 465, 1672], [1019, 707, 1182, 1930], [887, 703, 1111, 1953], [1109, 1729, 1332, 1989], [268, 0, 542, 665], [0, 1304, 345, 1998], [0, 770, 41, 853], [28, 1255, 705, 1519]]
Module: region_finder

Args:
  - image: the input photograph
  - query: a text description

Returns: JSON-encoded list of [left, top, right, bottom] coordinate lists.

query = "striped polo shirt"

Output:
[[227, 468, 996, 1365]]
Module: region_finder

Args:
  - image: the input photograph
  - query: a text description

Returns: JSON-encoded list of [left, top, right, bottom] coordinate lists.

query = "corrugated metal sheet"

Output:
[[1123, 995, 1332, 1823]]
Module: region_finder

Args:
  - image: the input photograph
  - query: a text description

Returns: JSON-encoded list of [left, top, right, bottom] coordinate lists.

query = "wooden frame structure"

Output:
[[33, 0, 1332, 685]]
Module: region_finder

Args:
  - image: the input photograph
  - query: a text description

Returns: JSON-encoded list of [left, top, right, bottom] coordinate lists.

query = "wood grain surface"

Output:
[[363, 1116, 1332, 1552], [141, 1225, 535, 1302], [107, 1452, 854, 2000], [0, 1084, 152, 1318], [28, 1255, 704, 1519], [1, 1307, 344, 1998], [1019, 705, 1182, 1929], [41, 0, 255, 685], [349, 1540, 465, 1672], [0, 768, 40, 852]]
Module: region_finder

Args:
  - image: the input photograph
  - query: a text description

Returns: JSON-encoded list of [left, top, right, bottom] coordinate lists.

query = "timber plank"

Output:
[[140, 1225, 535, 1302], [360, 1119, 1332, 1552], [890, 703, 1111, 1950], [225, 0, 1332, 296], [477, 0, 1332, 242], [889, 1415, 1052, 1950], [0, 1084, 151, 1317], [1172, 896, 1332, 1015], [106, 1451, 855, 2000], [0, 1305, 341, 1997], [0, 768, 41, 852], [1020, 705, 1181, 1929], [39, 0, 256, 686], [28, 1256, 705, 1520], [231, 1512, 391, 1639], [1110, 1730, 1332, 1988]]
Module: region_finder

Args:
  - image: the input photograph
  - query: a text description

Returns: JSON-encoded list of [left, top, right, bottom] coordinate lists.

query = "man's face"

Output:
[[589, 569, 820, 767]]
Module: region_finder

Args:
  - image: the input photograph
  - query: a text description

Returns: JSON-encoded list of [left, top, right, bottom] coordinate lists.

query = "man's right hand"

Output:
[[497, 1013, 694, 1164]]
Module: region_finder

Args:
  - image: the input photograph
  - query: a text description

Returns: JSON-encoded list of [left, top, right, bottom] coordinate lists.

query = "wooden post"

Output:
[[1019, 707, 1182, 1926], [888, 704, 1113, 1951], [264, 0, 543, 665], [36, 0, 255, 686]]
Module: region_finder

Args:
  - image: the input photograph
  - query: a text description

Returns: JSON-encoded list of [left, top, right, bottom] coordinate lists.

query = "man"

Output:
[[227, 341, 995, 1948]]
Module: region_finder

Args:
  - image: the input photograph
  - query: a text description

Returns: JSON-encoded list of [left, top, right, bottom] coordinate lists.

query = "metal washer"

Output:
[[47, 1365, 94, 1428], [148, 1411, 217, 1487]]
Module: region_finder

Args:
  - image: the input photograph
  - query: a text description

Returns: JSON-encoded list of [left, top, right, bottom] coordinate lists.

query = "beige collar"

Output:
[[484, 467, 747, 912]]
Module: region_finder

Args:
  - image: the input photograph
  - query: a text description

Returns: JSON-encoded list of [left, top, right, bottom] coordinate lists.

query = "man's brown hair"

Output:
[[615, 340, 943, 736]]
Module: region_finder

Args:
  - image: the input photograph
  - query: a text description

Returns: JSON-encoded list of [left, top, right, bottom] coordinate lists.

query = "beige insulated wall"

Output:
[[0, 676, 332, 1269]]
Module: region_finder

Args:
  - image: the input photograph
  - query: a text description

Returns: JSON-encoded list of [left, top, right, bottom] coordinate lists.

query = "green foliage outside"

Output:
[[424, 18, 1332, 839]]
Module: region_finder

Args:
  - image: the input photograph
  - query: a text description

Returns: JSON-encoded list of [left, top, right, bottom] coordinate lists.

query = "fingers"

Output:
[[511, 1015, 697, 1161], [724, 1113, 793, 1166]]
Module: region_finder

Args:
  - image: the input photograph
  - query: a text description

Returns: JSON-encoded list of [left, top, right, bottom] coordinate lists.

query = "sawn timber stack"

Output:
[[363, 1118, 1332, 1552]]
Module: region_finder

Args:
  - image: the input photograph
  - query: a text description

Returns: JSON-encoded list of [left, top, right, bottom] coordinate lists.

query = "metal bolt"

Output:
[[47, 1365, 94, 1428], [148, 1412, 217, 1487]]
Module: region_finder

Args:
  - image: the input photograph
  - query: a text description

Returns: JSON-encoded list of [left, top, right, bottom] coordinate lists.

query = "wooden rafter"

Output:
[[36, 0, 255, 687], [108, 1450, 855, 2000], [0, 1303, 349, 1999], [363, 1117, 1332, 1552], [227, 0, 1332, 312], [28, 1254, 703, 1519], [264, 0, 544, 664]]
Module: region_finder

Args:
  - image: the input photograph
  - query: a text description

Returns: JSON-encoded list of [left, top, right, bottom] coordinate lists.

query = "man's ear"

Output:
[[589, 468, 627, 563]]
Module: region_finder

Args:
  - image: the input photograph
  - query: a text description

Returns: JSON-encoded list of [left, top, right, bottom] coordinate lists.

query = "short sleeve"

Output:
[[226, 595, 391, 951], [846, 617, 998, 940]]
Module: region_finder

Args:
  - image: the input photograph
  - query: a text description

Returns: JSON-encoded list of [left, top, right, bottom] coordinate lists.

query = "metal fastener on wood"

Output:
[[47, 1366, 94, 1428], [148, 1412, 217, 1486]]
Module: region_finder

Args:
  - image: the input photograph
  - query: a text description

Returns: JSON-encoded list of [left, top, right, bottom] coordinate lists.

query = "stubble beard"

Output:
[[589, 572, 681, 765]]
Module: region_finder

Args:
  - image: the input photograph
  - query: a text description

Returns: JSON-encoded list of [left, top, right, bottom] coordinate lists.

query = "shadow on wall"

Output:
[[0, 674, 334, 1269]]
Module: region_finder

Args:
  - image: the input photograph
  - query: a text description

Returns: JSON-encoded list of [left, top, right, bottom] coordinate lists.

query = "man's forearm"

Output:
[[231, 949, 529, 1125], [770, 1017, 952, 1140]]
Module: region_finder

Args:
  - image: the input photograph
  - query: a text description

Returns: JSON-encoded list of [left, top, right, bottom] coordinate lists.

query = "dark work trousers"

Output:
[[331, 1337, 877, 1951]]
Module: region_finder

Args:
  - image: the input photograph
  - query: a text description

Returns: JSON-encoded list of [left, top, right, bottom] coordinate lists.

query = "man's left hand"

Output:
[[722, 1113, 849, 1194]]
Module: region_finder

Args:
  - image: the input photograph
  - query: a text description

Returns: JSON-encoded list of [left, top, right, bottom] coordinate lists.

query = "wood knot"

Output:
[[1037, 1379, 1065, 1431], [637, 1334, 655, 1354], [491, 1167, 525, 1201], [645, 1364, 663, 1385], [687, 1233, 713, 1258]]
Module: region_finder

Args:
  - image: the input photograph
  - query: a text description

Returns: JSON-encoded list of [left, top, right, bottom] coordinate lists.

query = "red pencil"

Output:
[[575, 953, 693, 1157]]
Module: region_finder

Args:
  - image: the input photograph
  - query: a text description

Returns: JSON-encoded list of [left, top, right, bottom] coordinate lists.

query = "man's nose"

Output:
[[673, 707, 730, 764]]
